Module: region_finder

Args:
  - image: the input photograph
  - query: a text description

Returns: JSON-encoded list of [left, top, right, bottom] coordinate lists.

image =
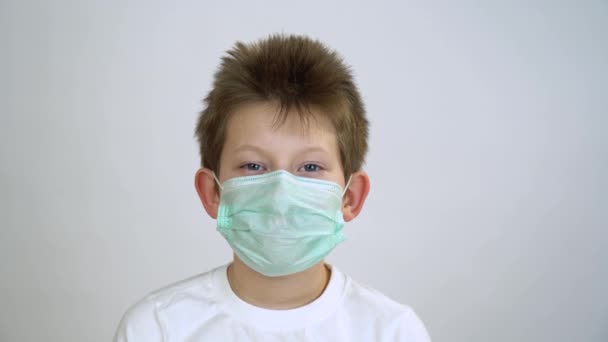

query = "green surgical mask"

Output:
[[213, 170, 350, 277]]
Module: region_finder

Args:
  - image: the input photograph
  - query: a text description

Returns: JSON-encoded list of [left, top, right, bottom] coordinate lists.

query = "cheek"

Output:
[[330, 156, 346, 186], [218, 158, 252, 181], [326, 169, 346, 188], [216, 157, 233, 182]]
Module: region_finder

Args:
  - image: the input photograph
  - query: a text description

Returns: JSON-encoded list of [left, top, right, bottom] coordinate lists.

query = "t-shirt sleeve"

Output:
[[393, 306, 432, 342], [113, 299, 164, 342]]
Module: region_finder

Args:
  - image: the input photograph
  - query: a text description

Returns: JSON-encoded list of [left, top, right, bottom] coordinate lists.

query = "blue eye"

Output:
[[301, 164, 321, 172], [243, 163, 263, 171]]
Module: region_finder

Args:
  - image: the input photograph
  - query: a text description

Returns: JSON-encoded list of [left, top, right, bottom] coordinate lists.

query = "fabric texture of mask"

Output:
[[214, 170, 347, 277]]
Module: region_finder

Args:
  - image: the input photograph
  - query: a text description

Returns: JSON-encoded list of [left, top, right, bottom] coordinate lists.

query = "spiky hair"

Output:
[[195, 34, 369, 179]]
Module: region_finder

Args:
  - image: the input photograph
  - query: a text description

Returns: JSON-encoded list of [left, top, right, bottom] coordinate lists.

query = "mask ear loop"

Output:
[[212, 172, 223, 190], [342, 175, 352, 197]]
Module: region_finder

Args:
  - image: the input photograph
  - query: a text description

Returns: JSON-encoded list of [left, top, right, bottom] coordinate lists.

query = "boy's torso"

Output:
[[114, 264, 430, 342]]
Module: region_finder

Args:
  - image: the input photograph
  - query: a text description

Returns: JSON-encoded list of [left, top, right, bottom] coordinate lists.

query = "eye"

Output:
[[241, 163, 264, 171], [299, 163, 322, 172]]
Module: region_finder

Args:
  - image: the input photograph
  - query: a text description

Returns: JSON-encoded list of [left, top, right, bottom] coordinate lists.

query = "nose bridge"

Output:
[[268, 159, 295, 174], [262, 138, 306, 173]]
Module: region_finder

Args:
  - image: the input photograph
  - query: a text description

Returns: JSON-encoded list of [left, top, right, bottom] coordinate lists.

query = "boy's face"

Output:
[[217, 101, 346, 187], [195, 100, 369, 224]]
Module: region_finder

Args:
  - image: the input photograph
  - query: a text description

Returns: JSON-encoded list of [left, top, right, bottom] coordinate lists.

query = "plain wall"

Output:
[[1, 1, 606, 341]]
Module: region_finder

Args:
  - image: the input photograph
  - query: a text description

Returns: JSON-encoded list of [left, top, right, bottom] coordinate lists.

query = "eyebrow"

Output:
[[233, 144, 330, 155], [233, 144, 266, 154]]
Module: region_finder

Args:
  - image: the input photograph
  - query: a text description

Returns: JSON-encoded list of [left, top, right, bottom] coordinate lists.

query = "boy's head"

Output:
[[195, 34, 369, 181], [194, 34, 370, 222]]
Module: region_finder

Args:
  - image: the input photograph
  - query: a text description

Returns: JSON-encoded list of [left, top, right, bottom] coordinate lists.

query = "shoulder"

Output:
[[113, 294, 162, 342], [340, 272, 431, 342], [113, 265, 225, 342]]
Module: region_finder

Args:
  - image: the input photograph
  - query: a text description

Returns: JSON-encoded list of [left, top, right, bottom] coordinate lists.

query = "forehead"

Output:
[[224, 102, 338, 149]]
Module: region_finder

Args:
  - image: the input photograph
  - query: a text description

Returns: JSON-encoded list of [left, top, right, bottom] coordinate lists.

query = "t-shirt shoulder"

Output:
[[113, 265, 222, 342], [342, 276, 432, 342]]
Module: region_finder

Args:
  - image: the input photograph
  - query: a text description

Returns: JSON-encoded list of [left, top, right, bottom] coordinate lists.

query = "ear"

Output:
[[342, 171, 370, 222], [194, 167, 220, 219]]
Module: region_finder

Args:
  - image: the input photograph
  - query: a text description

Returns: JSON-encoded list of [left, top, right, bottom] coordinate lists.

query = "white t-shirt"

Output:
[[114, 263, 431, 341]]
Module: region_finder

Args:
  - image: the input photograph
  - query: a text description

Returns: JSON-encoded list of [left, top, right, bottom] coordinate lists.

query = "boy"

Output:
[[114, 34, 430, 341]]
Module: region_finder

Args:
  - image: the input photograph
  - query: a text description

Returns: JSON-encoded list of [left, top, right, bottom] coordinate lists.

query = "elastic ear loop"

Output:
[[212, 172, 223, 190], [342, 175, 352, 197]]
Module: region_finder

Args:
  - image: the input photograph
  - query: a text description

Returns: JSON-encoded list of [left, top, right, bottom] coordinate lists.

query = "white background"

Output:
[[1, 1, 607, 341]]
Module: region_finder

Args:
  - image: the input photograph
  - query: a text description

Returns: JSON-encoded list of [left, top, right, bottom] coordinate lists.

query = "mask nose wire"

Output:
[[214, 171, 350, 195], [212, 172, 223, 190]]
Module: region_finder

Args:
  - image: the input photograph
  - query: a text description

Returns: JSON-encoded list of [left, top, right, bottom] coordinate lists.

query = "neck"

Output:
[[227, 255, 331, 310]]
